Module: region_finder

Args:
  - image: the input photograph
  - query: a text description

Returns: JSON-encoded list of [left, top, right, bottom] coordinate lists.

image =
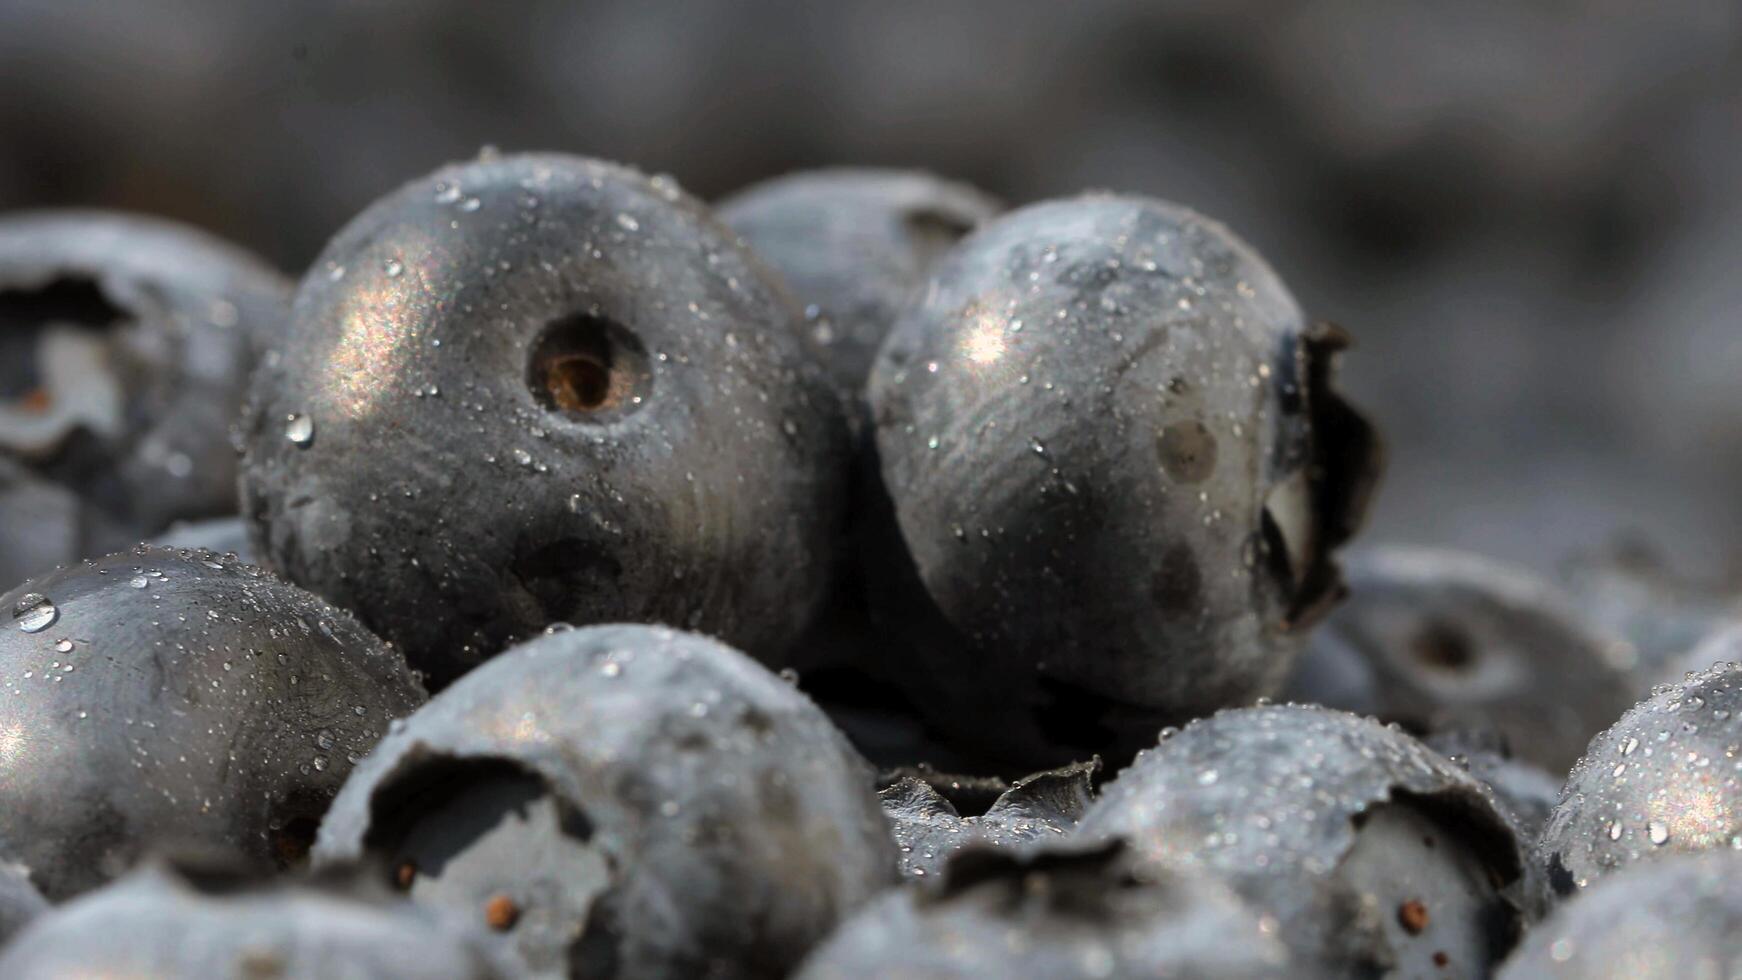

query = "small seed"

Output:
[[484, 893, 520, 931], [1398, 899, 1429, 935]]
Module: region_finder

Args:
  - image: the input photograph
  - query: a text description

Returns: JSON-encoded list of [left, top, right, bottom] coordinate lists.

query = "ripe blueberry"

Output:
[[1497, 851, 1742, 980], [0, 211, 289, 580], [240, 153, 850, 688], [863, 194, 1381, 769], [0, 545, 424, 899], [314, 624, 897, 978], [1538, 661, 1742, 895], [718, 168, 1002, 394], [1285, 546, 1636, 773], [1075, 705, 1533, 975]]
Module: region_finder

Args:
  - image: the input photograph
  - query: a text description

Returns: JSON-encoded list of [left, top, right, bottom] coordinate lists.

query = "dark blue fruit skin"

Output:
[[863, 194, 1381, 769], [1075, 705, 1535, 975], [1538, 662, 1742, 896], [0, 858, 503, 979], [1284, 546, 1637, 774], [240, 153, 850, 689], [315, 624, 898, 979], [794, 841, 1290, 979], [0, 545, 425, 900], [718, 168, 1003, 395], [0, 863, 48, 946], [1498, 851, 1742, 980], [0, 211, 289, 582]]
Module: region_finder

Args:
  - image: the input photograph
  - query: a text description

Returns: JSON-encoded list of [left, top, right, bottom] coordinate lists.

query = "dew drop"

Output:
[[384, 259, 405, 278], [615, 213, 640, 232], [285, 414, 315, 447], [12, 594, 57, 634], [1648, 821, 1670, 845]]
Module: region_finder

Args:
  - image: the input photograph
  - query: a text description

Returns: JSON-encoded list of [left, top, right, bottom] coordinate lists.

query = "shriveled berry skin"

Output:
[[795, 841, 1289, 979], [1285, 547, 1636, 773], [718, 168, 1003, 393], [240, 154, 849, 688], [1076, 705, 1533, 975], [879, 760, 1097, 880], [0, 858, 502, 979], [314, 624, 898, 979], [1538, 662, 1742, 895], [0, 546, 425, 900], [0, 211, 289, 578], [864, 195, 1381, 769], [0, 863, 48, 945], [1498, 851, 1742, 980]]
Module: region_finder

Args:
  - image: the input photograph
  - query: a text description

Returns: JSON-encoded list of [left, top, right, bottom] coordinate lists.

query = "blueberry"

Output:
[[0, 211, 290, 580], [795, 840, 1289, 979], [718, 168, 1003, 394], [0, 855, 502, 979], [1655, 620, 1742, 688], [1538, 661, 1742, 895], [1497, 851, 1742, 979], [0, 862, 48, 946], [1426, 729, 1563, 843], [1561, 542, 1740, 693], [1075, 705, 1533, 975], [314, 623, 897, 978], [240, 154, 850, 688], [0, 545, 424, 899], [862, 194, 1382, 769], [1284, 546, 1636, 773], [879, 759, 1098, 879], [0, 456, 128, 594], [153, 515, 255, 565]]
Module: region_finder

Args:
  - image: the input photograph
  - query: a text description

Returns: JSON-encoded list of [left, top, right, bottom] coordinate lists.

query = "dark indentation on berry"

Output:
[[0, 277, 123, 403], [1545, 852, 1576, 897], [903, 207, 976, 267], [484, 893, 520, 931], [1433, 951, 1450, 968], [1150, 543, 1202, 615], [269, 815, 322, 870], [1156, 420, 1217, 483], [363, 755, 590, 864], [1031, 678, 1128, 755], [1398, 898, 1429, 934], [1413, 621, 1476, 672], [510, 537, 621, 624], [528, 313, 651, 420]]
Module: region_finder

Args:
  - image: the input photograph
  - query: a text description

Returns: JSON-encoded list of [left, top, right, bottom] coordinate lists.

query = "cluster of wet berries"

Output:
[[0, 153, 1736, 978]]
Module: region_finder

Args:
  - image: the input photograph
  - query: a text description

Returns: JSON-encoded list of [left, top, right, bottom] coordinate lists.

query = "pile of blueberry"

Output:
[[0, 151, 1737, 978]]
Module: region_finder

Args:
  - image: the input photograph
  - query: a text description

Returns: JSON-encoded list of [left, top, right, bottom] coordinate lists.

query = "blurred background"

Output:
[[2, 0, 1739, 581]]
